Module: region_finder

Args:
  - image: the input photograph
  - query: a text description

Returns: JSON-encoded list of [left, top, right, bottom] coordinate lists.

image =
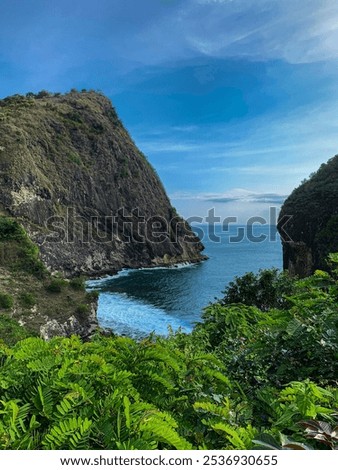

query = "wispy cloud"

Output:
[[135, 0, 338, 65], [136, 101, 338, 190], [1, 0, 337, 93], [138, 141, 200, 153], [187, 0, 338, 64], [205, 165, 317, 177], [171, 189, 287, 205]]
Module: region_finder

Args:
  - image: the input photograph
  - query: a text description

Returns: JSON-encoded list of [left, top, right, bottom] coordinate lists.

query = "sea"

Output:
[[86, 224, 282, 338]]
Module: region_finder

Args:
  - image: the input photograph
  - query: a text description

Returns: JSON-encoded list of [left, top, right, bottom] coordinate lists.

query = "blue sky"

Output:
[[1, 0, 337, 221]]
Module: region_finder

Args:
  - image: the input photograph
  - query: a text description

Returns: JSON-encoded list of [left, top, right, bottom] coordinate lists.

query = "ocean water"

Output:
[[86, 225, 282, 337]]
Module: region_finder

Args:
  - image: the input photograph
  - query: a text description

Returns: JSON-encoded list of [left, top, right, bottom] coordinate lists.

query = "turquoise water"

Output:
[[87, 225, 282, 337]]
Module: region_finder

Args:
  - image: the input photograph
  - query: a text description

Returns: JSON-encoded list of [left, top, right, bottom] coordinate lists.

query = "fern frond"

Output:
[[54, 398, 74, 419], [143, 370, 176, 391], [12, 338, 48, 361], [42, 416, 92, 450], [32, 385, 54, 419], [140, 416, 192, 450], [211, 422, 256, 450], [194, 400, 231, 419], [27, 355, 58, 373]]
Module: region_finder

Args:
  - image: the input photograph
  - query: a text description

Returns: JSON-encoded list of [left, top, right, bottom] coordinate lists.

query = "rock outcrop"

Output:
[[0, 91, 204, 277], [278, 154, 338, 276]]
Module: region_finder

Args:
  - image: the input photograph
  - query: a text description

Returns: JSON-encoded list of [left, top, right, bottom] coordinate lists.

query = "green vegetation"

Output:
[[69, 276, 86, 291], [19, 292, 36, 308], [0, 292, 13, 309], [0, 315, 34, 346], [0, 257, 337, 450], [45, 278, 67, 293], [221, 268, 295, 311], [0, 216, 95, 336], [86, 290, 99, 301], [316, 215, 338, 264], [68, 151, 82, 166], [0, 216, 46, 278], [76, 303, 89, 316]]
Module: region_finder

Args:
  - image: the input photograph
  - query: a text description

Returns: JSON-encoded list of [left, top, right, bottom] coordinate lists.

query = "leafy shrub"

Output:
[[76, 304, 89, 316], [0, 292, 13, 309], [0, 336, 205, 449], [65, 111, 83, 124], [0, 315, 33, 345], [222, 268, 295, 311], [69, 276, 86, 291], [299, 419, 338, 449], [36, 90, 51, 99], [19, 292, 36, 308], [0, 217, 25, 241], [86, 290, 99, 301], [45, 278, 67, 293], [0, 216, 46, 278], [16, 242, 46, 278], [197, 265, 338, 388]]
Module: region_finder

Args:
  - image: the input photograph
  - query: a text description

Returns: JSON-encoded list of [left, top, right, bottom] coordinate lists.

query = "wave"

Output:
[[97, 292, 192, 338], [86, 262, 197, 288]]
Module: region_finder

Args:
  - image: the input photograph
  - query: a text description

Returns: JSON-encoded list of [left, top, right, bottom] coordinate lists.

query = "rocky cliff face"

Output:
[[0, 91, 204, 277], [278, 154, 338, 276]]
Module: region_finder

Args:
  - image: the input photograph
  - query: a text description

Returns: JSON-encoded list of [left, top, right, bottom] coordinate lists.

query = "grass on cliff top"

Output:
[[0, 89, 153, 188], [0, 216, 95, 340]]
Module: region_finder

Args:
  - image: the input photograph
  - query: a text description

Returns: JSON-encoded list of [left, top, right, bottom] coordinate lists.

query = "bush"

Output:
[[0, 216, 47, 278], [222, 268, 295, 311], [19, 292, 36, 308], [198, 260, 338, 388], [36, 90, 51, 99], [86, 290, 99, 301], [0, 292, 13, 309], [16, 243, 46, 278], [0, 217, 25, 241], [0, 315, 33, 345], [45, 278, 67, 293], [76, 304, 89, 316], [69, 276, 86, 291], [68, 152, 82, 166]]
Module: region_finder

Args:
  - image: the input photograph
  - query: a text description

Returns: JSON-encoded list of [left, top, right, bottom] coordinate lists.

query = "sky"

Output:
[[0, 0, 337, 222]]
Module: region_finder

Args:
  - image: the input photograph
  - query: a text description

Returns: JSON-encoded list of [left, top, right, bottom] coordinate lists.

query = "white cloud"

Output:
[[171, 188, 286, 204], [137, 0, 338, 65], [138, 142, 200, 153], [204, 164, 317, 177], [2, 0, 337, 90], [137, 100, 338, 166], [170, 188, 285, 221], [135, 99, 338, 201]]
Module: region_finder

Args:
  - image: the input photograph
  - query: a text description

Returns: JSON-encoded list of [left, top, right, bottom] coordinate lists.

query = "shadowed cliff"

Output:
[[278, 154, 338, 276]]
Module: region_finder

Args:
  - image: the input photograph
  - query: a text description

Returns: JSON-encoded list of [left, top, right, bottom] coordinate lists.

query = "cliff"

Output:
[[278, 154, 338, 276], [0, 90, 204, 277]]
